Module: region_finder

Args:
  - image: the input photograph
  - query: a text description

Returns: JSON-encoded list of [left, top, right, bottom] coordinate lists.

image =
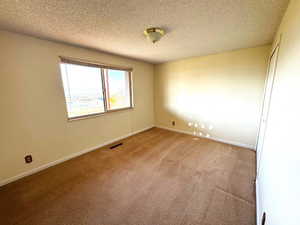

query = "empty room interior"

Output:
[[1, 0, 300, 225]]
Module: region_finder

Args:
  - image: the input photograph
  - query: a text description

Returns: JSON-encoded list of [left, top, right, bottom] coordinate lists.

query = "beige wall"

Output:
[[257, 0, 300, 224], [154, 46, 270, 148], [0, 30, 154, 184]]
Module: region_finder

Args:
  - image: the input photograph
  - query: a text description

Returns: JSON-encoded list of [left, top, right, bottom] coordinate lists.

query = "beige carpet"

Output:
[[0, 128, 256, 225]]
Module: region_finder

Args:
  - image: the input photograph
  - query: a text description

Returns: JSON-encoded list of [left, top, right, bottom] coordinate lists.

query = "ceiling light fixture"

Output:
[[144, 27, 165, 43]]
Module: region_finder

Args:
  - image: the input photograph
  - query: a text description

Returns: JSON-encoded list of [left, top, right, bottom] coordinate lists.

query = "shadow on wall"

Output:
[[154, 46, 270, 146], [157, 70, 260, 143]]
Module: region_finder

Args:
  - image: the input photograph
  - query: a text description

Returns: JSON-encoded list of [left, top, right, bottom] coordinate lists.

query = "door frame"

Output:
[[255, 35, 282, 176]]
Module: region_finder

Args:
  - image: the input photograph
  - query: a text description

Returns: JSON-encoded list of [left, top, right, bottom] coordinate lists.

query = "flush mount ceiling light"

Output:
[[144, 27, 165, 43]]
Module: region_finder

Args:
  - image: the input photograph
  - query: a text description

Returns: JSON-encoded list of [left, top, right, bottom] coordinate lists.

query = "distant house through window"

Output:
[[59, 57, 133, 119]]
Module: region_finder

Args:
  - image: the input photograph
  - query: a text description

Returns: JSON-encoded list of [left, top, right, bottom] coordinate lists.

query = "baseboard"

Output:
[[0, 125, 154, 187], [256, 179, 261, 225], [155, 125, 255, 150]]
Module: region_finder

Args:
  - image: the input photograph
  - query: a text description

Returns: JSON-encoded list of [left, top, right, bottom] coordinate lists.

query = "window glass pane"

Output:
[[105, 69, 131, 110], [60, 63, 104, 118]]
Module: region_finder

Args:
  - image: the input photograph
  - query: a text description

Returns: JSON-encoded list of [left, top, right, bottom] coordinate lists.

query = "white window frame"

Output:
[[59, 56, 134, 121]]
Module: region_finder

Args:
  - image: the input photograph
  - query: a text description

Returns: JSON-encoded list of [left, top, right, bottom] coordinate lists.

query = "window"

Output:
[[104, 69, 131, 110], [60, 58, 133, 119]]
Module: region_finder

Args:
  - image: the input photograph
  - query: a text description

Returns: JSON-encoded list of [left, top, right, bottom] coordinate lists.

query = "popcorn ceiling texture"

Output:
[[0, 0, 288, 63]]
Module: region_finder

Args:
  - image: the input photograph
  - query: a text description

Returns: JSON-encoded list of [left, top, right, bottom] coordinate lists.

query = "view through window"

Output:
[[105, 69, 131, 110], [60, 59, 132, 119]]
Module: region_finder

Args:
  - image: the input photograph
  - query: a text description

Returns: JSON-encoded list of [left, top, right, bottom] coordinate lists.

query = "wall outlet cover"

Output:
[[25, 155, 33, 163]]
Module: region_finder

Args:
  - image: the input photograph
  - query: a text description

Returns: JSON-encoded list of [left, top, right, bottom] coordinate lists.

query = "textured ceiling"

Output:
[[0, 0, 289, 63]]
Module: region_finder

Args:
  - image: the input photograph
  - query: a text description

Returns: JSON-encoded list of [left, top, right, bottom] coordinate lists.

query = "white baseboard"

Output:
[[155, 125, 255, 150], [0, 125, 154, 187], [256, 179, 261, 225]]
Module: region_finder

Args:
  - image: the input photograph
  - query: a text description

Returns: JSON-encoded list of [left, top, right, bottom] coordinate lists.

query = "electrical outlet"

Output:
[[25, 155, 32, 164], [172, 121, 175, 126]]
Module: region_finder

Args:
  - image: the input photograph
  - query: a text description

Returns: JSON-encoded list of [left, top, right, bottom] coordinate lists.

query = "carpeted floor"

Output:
[[0, 128, 256, 225]]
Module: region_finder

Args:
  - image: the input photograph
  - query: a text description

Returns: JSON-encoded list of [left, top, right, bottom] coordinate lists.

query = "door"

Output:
[[256, 44, 280, 176]]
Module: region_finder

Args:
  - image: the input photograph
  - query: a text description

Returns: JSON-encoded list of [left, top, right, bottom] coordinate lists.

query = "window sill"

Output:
[[67, 107, 134, 122]]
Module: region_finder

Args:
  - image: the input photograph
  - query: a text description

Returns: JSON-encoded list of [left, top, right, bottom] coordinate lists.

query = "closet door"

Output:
[[256, 44, 279, 176]]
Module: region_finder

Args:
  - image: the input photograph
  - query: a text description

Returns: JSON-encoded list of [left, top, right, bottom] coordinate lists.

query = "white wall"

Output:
[[154, 46, 270, 149], [0, 30, 154, 185], [256, 0, 300, 224]]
